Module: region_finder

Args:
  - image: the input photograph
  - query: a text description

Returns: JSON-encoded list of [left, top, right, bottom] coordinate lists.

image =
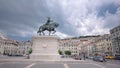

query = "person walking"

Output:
[[83, 54, 86, 60], [103, 54, 106, 62]]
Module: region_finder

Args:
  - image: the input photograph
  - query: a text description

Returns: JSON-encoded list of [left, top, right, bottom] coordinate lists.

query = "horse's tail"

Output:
[[37, 30, 40, 33], [37, 27, 42, 33]]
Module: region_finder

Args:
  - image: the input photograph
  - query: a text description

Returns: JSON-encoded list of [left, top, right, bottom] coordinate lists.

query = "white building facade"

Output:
[[59, 39, 79, 56], [110, 25, 120, 55], [0, 34, 32, 56]]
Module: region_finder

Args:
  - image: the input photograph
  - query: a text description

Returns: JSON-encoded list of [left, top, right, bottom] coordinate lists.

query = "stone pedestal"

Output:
[[30, 35, 60, 60]]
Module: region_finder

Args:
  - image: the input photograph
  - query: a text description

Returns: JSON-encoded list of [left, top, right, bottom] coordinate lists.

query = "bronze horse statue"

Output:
[[37, 18, 59, 35]]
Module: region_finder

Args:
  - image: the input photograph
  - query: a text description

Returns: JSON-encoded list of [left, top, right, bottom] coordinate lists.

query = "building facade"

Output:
[[110, 25, 120, 55], [0, 35, 6, 54], [58, 39, 79, 56], [0, 34, 32, 56], [3, 39, 18, 56], [58, 35, 101, 58], [17, 41, 32, 56], [91, 34, 112, 56], [79, 35, 101, 58]]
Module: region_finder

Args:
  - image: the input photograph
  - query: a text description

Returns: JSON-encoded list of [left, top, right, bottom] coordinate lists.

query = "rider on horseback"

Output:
[[37, 17, 59, 35], [45, 17, 53, 25]]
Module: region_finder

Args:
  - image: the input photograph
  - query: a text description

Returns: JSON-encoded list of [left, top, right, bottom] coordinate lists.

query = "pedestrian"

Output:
[[83, 54, 86, 60], [102, 54, 106, 63]]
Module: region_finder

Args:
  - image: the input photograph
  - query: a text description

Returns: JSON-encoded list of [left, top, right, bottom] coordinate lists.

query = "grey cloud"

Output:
[[0, 0, 51, 40], [0, 0, 120, 40], [98, 3, 120, 17], [43, 0, 77, 36], [0, 0, 76, 40], [102, 7, 120, 29]]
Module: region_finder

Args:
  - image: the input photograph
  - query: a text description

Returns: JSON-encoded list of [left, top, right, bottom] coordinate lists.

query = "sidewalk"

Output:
[[0, 58, 89, 63], [0, 55, 25, 59], [0, 55, 91, 63], [107, 59, 120, 65]]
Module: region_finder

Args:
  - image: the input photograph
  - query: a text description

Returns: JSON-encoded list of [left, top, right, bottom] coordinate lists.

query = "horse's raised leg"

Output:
[[42, 31, 45, 35], [39, 32, 41, 35], [52, 30, 56, 34]]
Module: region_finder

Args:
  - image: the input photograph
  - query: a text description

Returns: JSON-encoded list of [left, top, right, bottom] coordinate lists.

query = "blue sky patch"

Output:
[[98, 3, 120, 17]]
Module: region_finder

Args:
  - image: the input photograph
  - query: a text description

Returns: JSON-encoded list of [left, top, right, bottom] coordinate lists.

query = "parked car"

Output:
[[88, 56, 93, 59], [93, 56, 106, 62], [74, 56, 81, 60], [105, 55, 115, 59], [115, 55, 120, 60]]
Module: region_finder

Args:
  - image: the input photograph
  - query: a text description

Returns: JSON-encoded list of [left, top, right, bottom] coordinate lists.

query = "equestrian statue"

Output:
[[37, 17, 59, 35]]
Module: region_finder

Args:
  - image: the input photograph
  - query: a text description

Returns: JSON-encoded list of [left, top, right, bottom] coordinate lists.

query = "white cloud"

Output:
[[101, 7, 120, 29], [56, 31, 72, 39], [57, 0, 120, 36], [0, 0, 120, 40]]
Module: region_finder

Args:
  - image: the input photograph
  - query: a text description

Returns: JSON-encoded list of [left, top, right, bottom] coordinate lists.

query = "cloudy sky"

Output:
[[0, 0, 120, 41]]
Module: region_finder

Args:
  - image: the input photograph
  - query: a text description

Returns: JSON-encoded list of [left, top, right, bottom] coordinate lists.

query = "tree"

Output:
[[65, 50, 71, 55], [29, 48, 32, 54], [58, 50, 63, 55]]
